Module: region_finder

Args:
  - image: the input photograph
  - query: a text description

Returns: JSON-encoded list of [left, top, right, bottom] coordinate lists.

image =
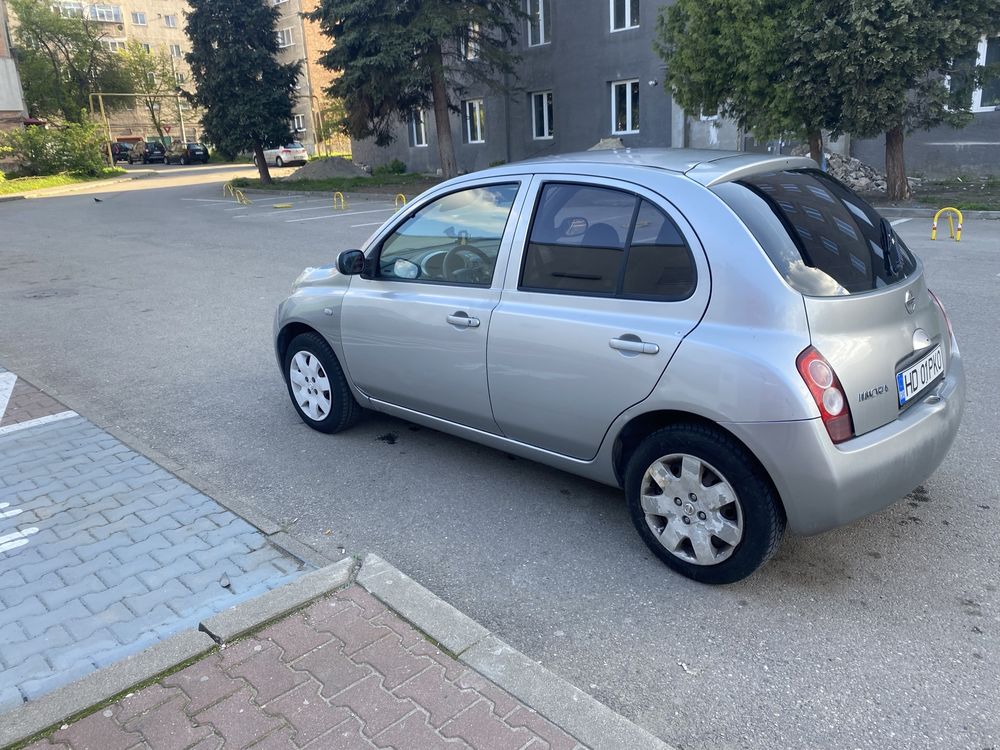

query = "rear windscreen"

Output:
[[713, 169, 917, 296]]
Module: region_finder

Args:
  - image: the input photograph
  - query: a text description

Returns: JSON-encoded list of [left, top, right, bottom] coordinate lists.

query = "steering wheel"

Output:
[[442, 244, 491, 282]]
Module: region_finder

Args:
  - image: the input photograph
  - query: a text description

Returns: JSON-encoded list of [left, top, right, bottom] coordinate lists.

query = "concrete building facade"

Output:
[[351, 1, 1000, 179], [0, 0, 27, 131]]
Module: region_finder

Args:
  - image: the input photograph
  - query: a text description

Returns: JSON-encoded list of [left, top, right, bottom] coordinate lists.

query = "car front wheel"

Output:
[[283, 332, 361, 434], [624, 423, 785, 584], [276, 156, 284, 167]]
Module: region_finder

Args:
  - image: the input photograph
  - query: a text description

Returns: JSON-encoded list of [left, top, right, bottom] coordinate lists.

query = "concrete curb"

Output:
[[874, 205, 1000, 220], [356, 554, 674, 750], [0, 630, 215, 750], [201, 558, 354, 643], [0, 195, 26, 203]]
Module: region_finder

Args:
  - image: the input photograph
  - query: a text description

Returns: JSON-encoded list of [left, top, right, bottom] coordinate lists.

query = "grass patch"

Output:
[[910, 176, 1000, 212], [230, 172, 438, 194], [0, 167, 127, 196]]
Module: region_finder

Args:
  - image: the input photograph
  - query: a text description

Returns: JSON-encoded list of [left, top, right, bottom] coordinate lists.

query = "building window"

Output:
[[293, 113, 306, 132], [175, 72, 186, 84], [164, 14, 177, 27], [610, 0, 639, 31], [102, 39, 126, 51], [89, 4, 123, 22], [461, 23, 480, 60], [526, 0, 550, 46], [611, 79, 639, 134], [531, 91, 553, 139], [272, 0, 288, 4], [141, 43, 151, 53], [408, 109, 427, 147], [276, 28, 293, 48], [131, 10, 146, 25], [53, 2, 84, 18], [169, 43, 182, 58], [956, 36, 1000, 111], [463, 98, 485, 143]]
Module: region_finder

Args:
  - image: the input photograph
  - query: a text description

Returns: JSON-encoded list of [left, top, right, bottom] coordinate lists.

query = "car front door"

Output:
[[339, 180, 526, 433], [488, 176, 711, 459]]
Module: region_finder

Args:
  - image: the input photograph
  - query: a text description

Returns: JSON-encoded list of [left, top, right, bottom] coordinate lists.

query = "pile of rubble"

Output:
[[792, 146, 888, 193]]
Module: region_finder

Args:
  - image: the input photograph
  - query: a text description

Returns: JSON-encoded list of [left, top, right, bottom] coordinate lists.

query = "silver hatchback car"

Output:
[[274, 149, 964, 584]]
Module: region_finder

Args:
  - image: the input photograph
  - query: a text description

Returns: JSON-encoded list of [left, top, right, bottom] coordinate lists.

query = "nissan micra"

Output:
[[274, 149, 964, 584]]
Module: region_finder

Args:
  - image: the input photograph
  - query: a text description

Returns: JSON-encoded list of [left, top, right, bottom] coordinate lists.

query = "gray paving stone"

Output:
[[82, 577, 149, 613], [115, 532, 172, 563], [2, 575, 61, 608], [96, 553, 159, 587], [20, 599, 89, 638], [38, 573, 106, 610], [56, 551, 118, 586], [64, 603, 134, 641], [0, 595, 46, 630]]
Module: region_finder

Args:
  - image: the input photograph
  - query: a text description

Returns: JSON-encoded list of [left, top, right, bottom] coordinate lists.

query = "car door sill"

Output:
[[367, 397, 618, 487]]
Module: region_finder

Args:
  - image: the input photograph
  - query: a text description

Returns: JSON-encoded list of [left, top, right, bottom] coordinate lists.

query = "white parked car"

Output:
[[258, 142, 309, 167]]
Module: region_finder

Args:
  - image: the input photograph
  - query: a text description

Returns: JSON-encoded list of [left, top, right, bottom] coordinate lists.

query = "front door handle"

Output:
[[447, 312, 480, 328], [609, 337, 659, 355]]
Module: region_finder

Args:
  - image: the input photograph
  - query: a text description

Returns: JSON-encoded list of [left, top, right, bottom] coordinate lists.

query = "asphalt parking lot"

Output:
[[1, 164, 998, 750]]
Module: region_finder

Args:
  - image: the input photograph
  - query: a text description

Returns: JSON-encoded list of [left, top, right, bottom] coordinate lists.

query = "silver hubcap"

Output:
[[640, 453, 743, 566], [289, 351, 332, 421]]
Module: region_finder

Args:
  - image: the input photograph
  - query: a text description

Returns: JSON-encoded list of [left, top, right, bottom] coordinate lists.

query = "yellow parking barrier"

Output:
[[273, 203, 293, 209], [931, 207, 963, 241], [333, 191, 347, 210], [394, 193, 407, 208], [234, 189, 251, 206]]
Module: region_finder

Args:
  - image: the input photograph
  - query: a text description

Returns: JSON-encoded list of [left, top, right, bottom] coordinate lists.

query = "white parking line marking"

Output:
[[286, 207, 397, 224], [181, 198, 234, 203], [0, 503, 23, 520], [890, 218, 911, 226], [350, 221, 386, 228], [0, 527, 39, 553], [0, 410, 78, 437], [0, 372, 15, 421], [225, 206, 250, 211]]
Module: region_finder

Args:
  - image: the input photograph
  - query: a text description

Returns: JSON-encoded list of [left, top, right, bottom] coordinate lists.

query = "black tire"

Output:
[[283, 332, 361, 434], [180, 156, 186, 165], [623, 422, 785, 585], [276, 156, 284, 167]]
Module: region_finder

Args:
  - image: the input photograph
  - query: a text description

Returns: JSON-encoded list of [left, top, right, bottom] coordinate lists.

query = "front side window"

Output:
[[408, 109, 427, 147], [521, 183, 696, 299], [531, 91, 553, 139], [526, 0, 550, 45], [612, 79, 639, 134], [611, 0, 639, 30], [378, 184, 520, 286], [464, 98, 485, 143]]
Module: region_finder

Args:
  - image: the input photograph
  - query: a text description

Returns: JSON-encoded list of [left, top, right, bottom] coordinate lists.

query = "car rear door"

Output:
[[487, 176, 711, 460]]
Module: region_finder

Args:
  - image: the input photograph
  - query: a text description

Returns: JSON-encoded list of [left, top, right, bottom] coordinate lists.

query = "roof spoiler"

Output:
[[687, 155, 818, 187]]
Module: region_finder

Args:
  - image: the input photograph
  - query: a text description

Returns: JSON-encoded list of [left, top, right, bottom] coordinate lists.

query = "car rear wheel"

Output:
[[624, 423, 785, 584], [283, 332, 361, 434], [276, 156, 284, 167]]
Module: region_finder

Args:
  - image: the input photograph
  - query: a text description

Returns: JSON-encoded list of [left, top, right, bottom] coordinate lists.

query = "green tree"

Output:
[[8, 0, 132, 122], [803, 0, 1000, 200], [307, 0, 524, 178], [185, 0, 301, 184], [656, 0, 1000, 201], [0, 118, 107, 175], [118, 41, 176, 142]]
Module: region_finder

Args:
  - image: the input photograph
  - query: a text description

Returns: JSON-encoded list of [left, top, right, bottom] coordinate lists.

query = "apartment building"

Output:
[[0, 0, 27, 131], [351, 0, 1000, 178]]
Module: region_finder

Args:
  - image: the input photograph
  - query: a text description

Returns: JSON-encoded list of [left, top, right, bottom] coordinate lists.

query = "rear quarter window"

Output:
[[713, 169, 917, 296]]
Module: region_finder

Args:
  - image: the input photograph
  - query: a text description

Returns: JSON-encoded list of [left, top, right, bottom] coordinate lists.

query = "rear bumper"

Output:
[[728, 341, 965, 535]]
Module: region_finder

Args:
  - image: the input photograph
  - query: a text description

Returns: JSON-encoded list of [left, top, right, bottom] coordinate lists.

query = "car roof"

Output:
[[495, 148, 816, 187]]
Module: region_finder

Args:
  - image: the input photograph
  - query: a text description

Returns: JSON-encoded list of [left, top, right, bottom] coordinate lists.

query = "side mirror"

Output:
[[337, 249, 365, 275]]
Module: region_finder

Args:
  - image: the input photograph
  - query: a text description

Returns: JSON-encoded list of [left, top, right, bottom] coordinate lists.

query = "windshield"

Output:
[[713, 169, 917, 296]]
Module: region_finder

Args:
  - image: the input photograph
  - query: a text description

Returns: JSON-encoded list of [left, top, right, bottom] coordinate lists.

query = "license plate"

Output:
[[896, 345, 945, 406]]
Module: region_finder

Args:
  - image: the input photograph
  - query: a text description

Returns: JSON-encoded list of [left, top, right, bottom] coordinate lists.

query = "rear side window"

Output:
[[520, 183, 696, 300], [713, 169, 917, 296]]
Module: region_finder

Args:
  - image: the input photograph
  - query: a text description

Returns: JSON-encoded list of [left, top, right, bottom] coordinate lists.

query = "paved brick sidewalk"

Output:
[[0, 367, 305, 713], [22, 585, 586, 750]]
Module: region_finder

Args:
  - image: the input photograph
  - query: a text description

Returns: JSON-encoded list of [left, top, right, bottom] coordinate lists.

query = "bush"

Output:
[[373, 158, 406, 176], [0, 118, 107, 177]]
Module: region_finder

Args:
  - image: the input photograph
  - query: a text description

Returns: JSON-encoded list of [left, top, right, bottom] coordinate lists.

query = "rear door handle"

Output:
[[609, 337, 659, 355], [447, 312, 480, 328]]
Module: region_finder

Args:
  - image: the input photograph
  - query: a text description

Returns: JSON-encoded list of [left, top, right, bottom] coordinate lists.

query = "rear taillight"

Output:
[[927, 289, 954, 341], [797, 346, 855, 444]]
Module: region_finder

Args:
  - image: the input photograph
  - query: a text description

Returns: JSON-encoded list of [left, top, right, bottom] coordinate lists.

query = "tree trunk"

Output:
[[254, 143, 272, 185], [807, 130, 823, 166], [885, 125, 910, 202], [427, 42, 457, 179], [146, 100, 165, 141]]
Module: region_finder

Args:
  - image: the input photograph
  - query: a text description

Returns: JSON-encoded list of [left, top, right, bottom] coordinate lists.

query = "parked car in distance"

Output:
[[165, 141, 210, 165], [273, 149, 965, 584], [128, 141, 166, 164], [110, 142, 133, 163], [258, 142, 309, 167]]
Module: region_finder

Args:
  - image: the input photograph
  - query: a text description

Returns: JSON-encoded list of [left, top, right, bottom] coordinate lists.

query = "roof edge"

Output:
[[687, 155, 819, 187]]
